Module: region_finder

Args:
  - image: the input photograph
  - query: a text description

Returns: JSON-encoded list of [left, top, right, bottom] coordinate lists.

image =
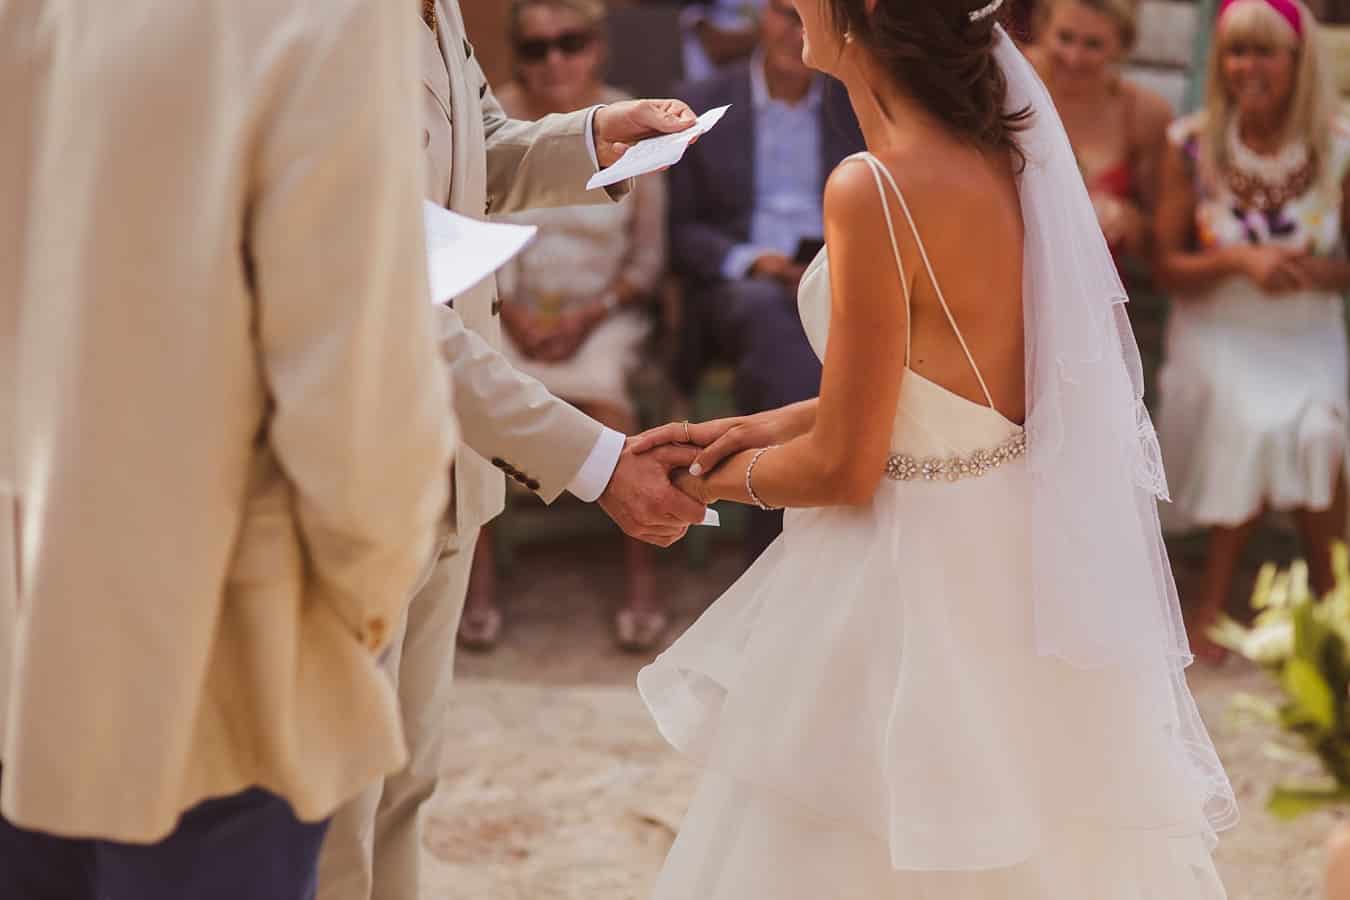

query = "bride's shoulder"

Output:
[[823, 149, 949, 217]]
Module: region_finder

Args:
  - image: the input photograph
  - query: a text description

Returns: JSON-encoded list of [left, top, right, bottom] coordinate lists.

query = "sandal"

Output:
[[457, 606, 503, 652], [614, 608, 669, 653]]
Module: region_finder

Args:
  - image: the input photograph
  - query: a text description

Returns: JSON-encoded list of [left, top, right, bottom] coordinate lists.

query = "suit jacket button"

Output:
[[480, 83, 488, 99], [421, 129, 430, 148], [463, 38, 472, 59], [491, 299, 503, 316], [491, 457, 506, 468], [526, 479, 540, 491]]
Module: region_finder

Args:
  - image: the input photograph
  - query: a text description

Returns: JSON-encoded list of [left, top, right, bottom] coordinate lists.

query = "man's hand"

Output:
[[593, 99, 698, 169], [598, 439, 707, 547], [750, 252, 807, 291]]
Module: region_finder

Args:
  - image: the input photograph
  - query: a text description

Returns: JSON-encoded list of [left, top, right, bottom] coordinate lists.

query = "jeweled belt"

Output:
[[885, 432, 1027, 482]]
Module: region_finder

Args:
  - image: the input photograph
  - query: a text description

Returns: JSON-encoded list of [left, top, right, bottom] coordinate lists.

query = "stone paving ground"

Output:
[[420, 533, 1338, 900]]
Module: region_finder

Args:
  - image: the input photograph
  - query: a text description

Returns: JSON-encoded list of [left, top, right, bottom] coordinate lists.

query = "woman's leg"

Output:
[[456, 530, 501, 651], [582, 400, 667, 652], [1294, 471, 1348, 597], [1189, 515, 1261, 664]]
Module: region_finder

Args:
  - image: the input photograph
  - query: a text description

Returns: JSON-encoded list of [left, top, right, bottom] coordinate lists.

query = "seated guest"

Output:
[[669, 0, 864, 562], [459, 0, 671, 653], [1154, 0, 1350, 663], [1026, 0, 1173, 263], [678, 0, 766, 82]]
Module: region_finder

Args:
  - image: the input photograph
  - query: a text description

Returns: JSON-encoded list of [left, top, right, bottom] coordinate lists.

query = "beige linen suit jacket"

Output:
[[424, 1, 624, 536], [0, 0, 455, 842]]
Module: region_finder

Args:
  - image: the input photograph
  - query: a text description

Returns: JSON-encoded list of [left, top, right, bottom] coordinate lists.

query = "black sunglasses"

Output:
[[515, 29, 595, 62]]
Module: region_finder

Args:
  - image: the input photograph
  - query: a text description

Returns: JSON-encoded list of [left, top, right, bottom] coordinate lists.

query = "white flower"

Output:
[[1244, 619, 1295, 664]]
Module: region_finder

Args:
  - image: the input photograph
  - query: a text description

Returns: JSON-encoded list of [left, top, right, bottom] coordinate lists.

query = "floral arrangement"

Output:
[[1211, 542, 1350, 819]]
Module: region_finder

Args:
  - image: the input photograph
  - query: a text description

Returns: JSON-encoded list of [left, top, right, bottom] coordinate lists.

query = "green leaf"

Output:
[[1268, 785, 1350, 820], [1292, 603, 1332, 667], [1282, 658, 1337, 731]]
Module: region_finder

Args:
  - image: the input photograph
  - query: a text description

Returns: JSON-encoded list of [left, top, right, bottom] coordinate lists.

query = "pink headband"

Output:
[[1217, 0, 1304, 39]]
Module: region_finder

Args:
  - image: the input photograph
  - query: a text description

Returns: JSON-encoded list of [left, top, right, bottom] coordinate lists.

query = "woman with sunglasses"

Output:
[[457, 0, 673, 653]]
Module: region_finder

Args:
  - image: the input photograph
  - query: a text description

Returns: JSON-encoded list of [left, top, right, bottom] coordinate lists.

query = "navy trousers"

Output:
[[0, 780, 329, 900], [699, 276, 823, 562]]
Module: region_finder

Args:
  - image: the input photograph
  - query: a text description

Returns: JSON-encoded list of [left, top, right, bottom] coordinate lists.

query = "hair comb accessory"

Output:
[[1217, 0, 1304, 38], [968, 0, 1004, 22]]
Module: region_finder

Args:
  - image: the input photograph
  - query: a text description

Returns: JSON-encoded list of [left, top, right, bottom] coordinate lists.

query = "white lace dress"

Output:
[[638, 153, 1229, 899]]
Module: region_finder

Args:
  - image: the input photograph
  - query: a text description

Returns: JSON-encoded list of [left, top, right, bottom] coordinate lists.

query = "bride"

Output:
[[629, 0, 1237, 896]]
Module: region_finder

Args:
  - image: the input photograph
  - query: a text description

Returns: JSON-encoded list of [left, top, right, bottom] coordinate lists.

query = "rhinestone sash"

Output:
[[885, 432, 1028, 483]]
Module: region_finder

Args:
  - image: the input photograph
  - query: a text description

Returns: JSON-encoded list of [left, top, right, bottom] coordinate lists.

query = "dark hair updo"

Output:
[[825, 0, 1031, 165]]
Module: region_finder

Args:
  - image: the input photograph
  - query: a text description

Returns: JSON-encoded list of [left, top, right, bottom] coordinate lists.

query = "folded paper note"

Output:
[[424, 201, 536, 305], [586, 105, 730, 191]]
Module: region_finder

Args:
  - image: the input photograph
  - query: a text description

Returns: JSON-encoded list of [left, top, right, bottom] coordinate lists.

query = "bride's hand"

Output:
[[629, 417, 738, 455], [673, 467, 710, 504]]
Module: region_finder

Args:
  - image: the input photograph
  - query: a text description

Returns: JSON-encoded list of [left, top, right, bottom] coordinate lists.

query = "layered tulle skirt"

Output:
[[639, 464, 1229, 898]]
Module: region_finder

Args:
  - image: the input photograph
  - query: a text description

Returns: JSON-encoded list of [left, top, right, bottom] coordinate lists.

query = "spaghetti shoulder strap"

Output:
[[845, 152, 914, 366], [863, 153, 996, 410]]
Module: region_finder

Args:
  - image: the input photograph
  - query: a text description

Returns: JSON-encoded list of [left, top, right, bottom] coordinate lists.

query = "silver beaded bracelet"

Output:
[[745, 445, 781, 511]]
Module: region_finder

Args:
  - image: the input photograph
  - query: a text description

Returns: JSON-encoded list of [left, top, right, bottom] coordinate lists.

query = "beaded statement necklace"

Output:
[[1225, 117, 1318, 211]]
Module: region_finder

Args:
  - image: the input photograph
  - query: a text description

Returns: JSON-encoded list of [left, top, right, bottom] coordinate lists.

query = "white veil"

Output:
[[999, 28, 1238, 833]]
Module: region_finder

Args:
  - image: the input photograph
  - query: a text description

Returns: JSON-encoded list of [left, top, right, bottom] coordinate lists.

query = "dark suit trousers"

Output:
[[699, 275, 823, 562], [0, 779, 329, 900]]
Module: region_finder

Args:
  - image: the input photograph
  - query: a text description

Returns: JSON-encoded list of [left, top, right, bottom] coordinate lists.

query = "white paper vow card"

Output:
[[586, 105, 731, 191], [423, 201, 537, 305]]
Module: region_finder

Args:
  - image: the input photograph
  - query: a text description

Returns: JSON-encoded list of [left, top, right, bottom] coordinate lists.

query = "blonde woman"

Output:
[[1155, 0, 1350, 663], [1026, 0, 1172, 260], [457, 0, 672, 652]]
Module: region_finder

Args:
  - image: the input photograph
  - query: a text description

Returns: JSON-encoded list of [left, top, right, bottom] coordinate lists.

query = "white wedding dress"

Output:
[[638, 151, 1231, 899]]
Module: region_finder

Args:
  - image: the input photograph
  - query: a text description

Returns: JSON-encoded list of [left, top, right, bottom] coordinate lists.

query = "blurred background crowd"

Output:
[[455, 0, 1350, 662]]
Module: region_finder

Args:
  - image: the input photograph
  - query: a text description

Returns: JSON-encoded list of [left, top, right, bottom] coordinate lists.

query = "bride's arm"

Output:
[[686, 163, 909, 508]]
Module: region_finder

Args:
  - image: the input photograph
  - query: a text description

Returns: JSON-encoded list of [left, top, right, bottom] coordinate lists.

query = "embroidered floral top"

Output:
[[1168, 112, 1350, 258]]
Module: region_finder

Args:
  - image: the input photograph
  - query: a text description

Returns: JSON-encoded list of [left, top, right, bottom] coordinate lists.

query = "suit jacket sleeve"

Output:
[[249, 1, 455, 616], [479, 69, 627, 215], [434, 304, 604, 503]]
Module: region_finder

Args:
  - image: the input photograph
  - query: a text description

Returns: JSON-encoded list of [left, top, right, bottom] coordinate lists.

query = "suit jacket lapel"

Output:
[[728, 72, 755, 227]]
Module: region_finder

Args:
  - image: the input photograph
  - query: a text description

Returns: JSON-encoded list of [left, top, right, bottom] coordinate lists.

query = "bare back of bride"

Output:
[[628, 0, 1236, 896]]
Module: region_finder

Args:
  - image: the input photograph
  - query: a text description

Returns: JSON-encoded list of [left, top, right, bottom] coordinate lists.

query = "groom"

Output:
[[316, 3, 707, 899]]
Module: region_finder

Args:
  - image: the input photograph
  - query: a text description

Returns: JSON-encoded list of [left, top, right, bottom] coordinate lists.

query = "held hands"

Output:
[[598, 438, 707, 547], [1235, 245, 1317, 294], [593, 100, 698, 170], [501, 301, 606, 363], [629, 404, 815, 502]]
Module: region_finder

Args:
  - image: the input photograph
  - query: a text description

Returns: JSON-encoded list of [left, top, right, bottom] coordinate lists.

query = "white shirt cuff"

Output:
[[584, 106, 603, 172], [567, 426, 625, 502], [722, 244, 769, 281]]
